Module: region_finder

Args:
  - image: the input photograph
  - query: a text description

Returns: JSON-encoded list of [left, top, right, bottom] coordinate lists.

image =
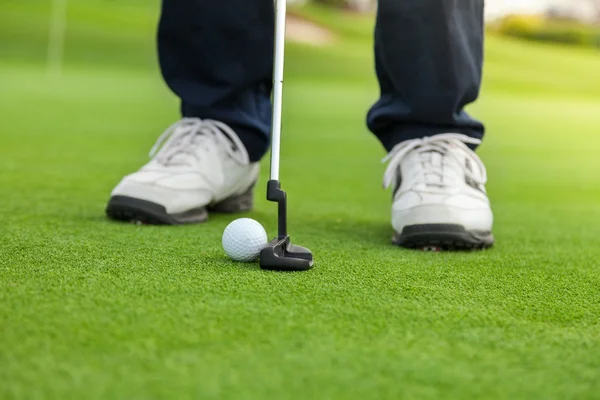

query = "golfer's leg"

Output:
[[106, 0, 273, 224], [367, 0, 485, 150], [371, 0, 493, 250], [158, 0, 274, 161]]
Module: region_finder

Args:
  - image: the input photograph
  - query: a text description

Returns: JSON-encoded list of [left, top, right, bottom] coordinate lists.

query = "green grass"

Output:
[[1, 1, 600, 399]]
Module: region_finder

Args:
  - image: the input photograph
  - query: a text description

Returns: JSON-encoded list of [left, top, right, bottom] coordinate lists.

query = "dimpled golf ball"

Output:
[[222, 218, 268, 262]]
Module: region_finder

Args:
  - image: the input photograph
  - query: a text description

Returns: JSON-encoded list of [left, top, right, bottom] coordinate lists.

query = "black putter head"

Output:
[[259, 180, 314, 271], [260, 235, 313, 271]]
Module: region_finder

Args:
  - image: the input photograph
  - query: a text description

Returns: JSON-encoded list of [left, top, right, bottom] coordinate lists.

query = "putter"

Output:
[[259, 0, 314, 272]]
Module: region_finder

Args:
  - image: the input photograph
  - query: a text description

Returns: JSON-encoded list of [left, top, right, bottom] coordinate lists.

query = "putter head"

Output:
[[260, 235, 314, 271]]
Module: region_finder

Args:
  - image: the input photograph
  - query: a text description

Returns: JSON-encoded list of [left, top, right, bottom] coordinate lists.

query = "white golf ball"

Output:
[[222, 218, 268, 262]]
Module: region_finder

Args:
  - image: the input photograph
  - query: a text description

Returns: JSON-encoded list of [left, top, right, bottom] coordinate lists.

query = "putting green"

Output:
[[1, 1, 600, 399]]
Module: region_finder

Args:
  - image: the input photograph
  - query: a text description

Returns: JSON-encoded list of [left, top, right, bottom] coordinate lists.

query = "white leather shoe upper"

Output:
[[111, 118, 259, 214], [383, 134, 493, 233]]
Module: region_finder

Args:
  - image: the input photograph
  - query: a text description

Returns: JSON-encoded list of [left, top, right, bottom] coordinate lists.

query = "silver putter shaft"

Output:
[[269, 0, 286, 181], [259, 0, 314, 271]]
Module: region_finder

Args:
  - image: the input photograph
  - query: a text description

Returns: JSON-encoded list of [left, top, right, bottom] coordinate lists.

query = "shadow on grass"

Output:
[[80, 210, 394, 247], [72, 209, 420, 275], [301, 218, 392, 247]]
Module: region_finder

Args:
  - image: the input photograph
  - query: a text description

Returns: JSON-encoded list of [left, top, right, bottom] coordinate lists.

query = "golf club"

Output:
[[259, 0, 314, 272]]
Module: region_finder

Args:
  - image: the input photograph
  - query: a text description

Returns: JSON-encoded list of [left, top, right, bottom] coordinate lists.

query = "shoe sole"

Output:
[[393, 224, 494, 251], [105, 187, 254, 225]]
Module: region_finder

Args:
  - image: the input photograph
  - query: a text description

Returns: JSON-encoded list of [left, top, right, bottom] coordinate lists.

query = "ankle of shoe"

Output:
[[377, 125, 484, 152], [227, 124, 270, 162]]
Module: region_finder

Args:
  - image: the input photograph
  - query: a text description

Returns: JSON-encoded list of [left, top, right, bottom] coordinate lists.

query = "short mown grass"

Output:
[[1, 1, 599, 399]]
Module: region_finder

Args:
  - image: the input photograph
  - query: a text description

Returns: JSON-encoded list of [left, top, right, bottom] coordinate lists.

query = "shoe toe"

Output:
[[392, 191, 493, 234], [110, 178, 212, 215]]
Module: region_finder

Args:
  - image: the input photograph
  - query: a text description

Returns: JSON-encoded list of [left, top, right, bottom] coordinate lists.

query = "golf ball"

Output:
[[222, 218, 268, 262]]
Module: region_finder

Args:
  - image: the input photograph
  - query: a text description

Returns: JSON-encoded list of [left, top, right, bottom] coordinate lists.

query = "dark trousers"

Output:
[[158, 0, 485, 162]]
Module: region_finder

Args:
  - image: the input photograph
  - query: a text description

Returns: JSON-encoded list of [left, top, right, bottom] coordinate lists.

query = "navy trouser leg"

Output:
[[158, 0, 274, 162], [158, 0, 485, 160], [367, 0, 485, 151]]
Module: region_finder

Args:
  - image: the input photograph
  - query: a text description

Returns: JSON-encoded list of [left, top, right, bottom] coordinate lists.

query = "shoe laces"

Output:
[[148, 118, 249, 166], [382, 133, 487, 190]]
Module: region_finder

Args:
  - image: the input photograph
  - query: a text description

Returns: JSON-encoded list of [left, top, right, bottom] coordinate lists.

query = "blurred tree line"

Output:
[[491, 15, 600, 49]]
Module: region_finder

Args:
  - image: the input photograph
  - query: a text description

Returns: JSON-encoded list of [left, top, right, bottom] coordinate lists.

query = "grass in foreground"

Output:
[[1, 1, 600, 399]]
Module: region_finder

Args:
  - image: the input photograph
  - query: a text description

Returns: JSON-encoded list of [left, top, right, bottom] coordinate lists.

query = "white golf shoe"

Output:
[[106, 118, 259, 224], [383, 133, 494, 250]]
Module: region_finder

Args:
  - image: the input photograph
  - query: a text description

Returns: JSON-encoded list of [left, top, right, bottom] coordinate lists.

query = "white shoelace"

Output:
[[148, 118, 249, 166], [382, 133, 487, 190]]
